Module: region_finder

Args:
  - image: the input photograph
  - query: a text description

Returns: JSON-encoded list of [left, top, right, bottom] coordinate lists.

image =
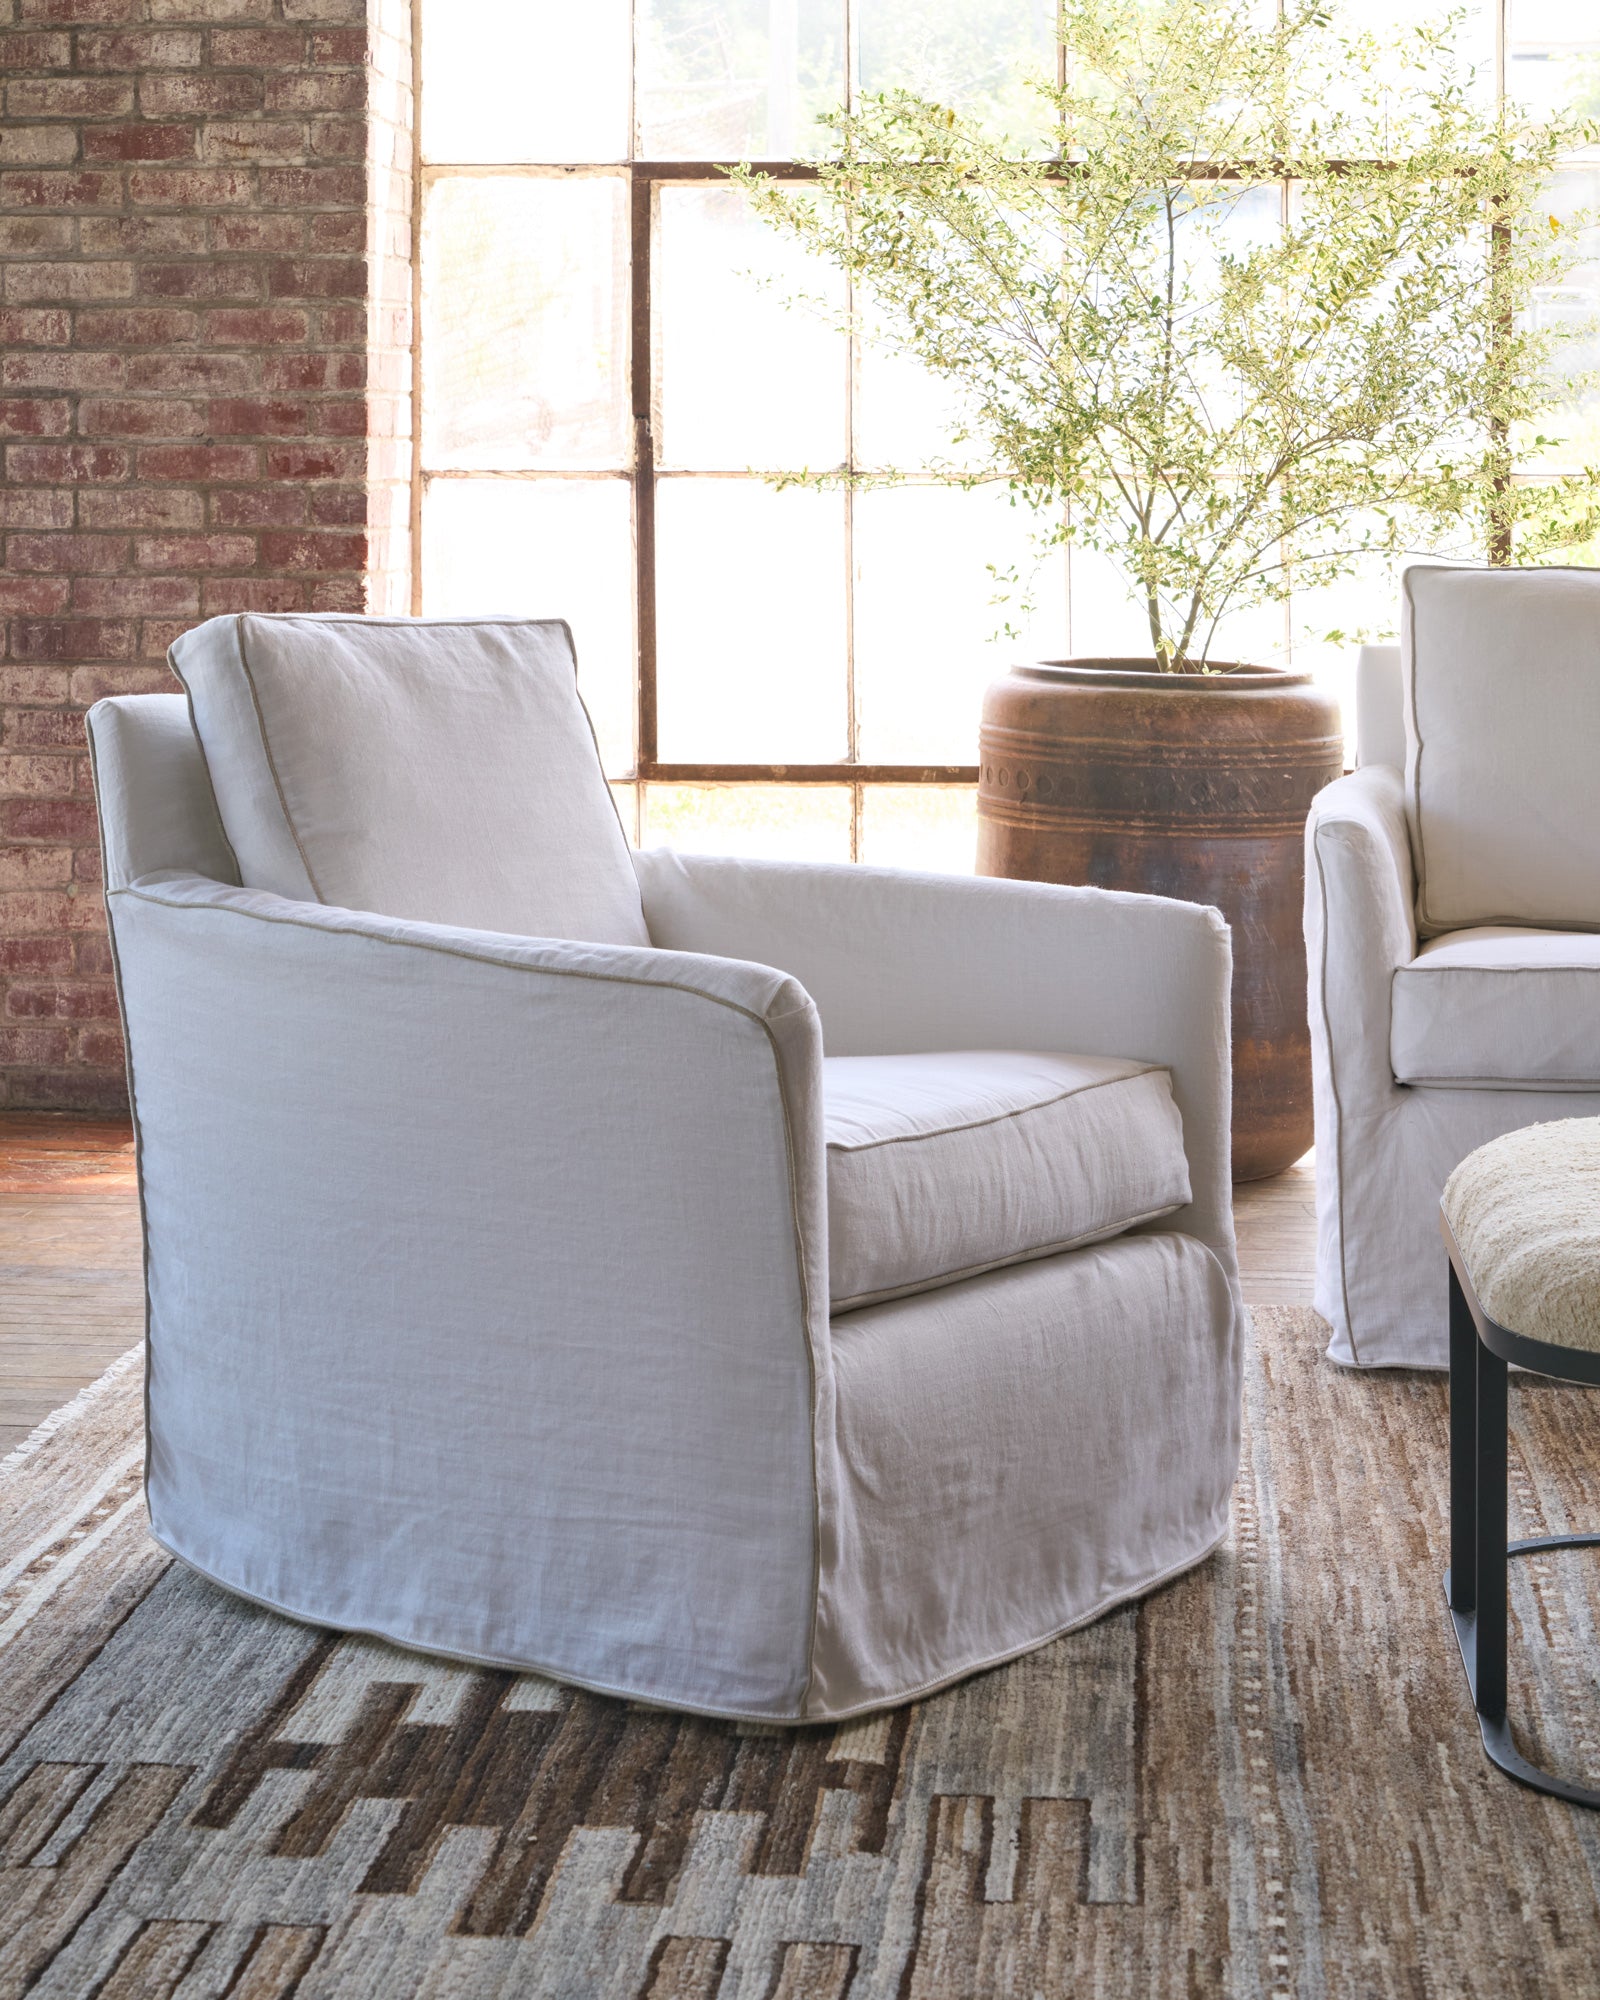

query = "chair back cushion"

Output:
[[1403, 565, 1600, 935], [170, 612, 648, 944]]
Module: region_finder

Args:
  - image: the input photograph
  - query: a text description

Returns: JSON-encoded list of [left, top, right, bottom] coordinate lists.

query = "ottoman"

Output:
[[1441, 1118, 1600, 1807]]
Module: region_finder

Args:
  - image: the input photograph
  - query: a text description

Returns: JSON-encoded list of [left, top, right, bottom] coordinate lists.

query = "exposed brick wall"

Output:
[[0, 0, 413, 1111]]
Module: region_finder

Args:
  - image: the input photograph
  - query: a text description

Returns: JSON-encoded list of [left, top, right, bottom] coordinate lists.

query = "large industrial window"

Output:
[[415, 1, 1599, 862]]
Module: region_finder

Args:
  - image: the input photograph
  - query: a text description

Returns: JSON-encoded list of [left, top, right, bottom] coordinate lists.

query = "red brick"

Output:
[[70, 663, 173, 702], [0, 125, 79, 167], [75, 28, 203, 70], [310, 29, 367, 62], [0, 798, 96, 841], [260, 529, 366, 571], [204, 306, 307, 344], [210, 486, 306, 528], [6, 709, 91, 750], [0, 398, 71, 437], [72, 1025, 127, 1070], [5, 77, 135, 118], [0, 757, 78, 800], [79, 489, 202, 530], [0, 577, 71, 615], [311, 399, 366, 438], [75, 934, 115, 976], [210, 28, 305, 65], [314, 304, 365, 345], [11, 617, 137, 661], [80, 214, 210, 255], [79, 398, 205, 437], [127, 167, 253, 207], [264, 441, 359, 480], [0, 215, 76, 255], [0, 33, 71, 69], [199, 121, 305, 165], [201, 576, 307, 613], [7, 444, 129, 483], [206, 397, 309, 435], [76, 308, 199, 346], [0, 490, 72, 530], [3, 352, 125, 392], [0, 847, 73, 891], [308, 576, 364, 612], [267, 72, 365, 113], [0, 666, 70, 702], [308, 485, 365, 526], [0, 309, 71, 344], [0, 1024, 72, 1065], [17, 0, 142, 21], [7, 978, 119, 1019], [83, 123, 195, 164], [307, 210, 365, 253], [309, 120, 364, 162], [258, 165, 362, 207], [125, 351, 256, 393], [263, 351, 364, 392], [147, 0, 270, 17], [0, 171, 122, 208], [6, 261, 134, 302], [134, 533, 256, 570], [73, 846, 101, 884], [211, 213, 303, 253], [8, 533, 128, 573], [71, 574, 198, 615], [137, 260, 265, 301], [0, 935, 74, 976], [139, 619, 192, 655], [267, 256, 364, 300], [136, 442, 257, 481], [140, 73, 264, 117]]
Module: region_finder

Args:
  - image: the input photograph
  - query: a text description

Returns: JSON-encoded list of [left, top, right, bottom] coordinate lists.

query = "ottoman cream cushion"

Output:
[[1442, 1118, 1600, 1350]]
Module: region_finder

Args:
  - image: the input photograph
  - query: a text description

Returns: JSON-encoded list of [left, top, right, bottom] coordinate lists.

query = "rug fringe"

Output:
[[0, 1343, 142, 1476]]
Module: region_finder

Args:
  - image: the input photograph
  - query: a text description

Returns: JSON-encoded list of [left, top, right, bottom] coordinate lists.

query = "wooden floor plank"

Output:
[[0, 1113, 1322, 1449]]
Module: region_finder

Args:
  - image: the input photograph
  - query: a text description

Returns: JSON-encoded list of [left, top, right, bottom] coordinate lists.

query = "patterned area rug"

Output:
[[5, 1309, 1600, 1999]]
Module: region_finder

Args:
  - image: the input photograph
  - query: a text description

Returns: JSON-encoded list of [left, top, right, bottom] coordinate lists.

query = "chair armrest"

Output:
[[108, 871, 831, 1718], [1304, 766, 1416, 1111], [634, 849, 1237, 1276]]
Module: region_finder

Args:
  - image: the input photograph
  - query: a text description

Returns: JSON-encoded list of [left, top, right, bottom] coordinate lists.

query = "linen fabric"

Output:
[[823, 1050, 1190, 1309], [169, 612, 648, 946], [1306, 763, 1600, 1369], [89, 692, 1243, 1721], [1391, 927, 1600, 1088], [1443, 1119, 1600, 1352], [1402, 565, 1600, 935]]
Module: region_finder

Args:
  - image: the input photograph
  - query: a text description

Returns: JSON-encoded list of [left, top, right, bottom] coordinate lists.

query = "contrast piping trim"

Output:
[[1313, 820, 1361, 1367], [150, 1487, 1230, 1727], [83, 717, 157, 1525], [824, 1063, 1167, 1153], [830, 1199, 1188, 1315], [167, 668, 244, 886], [111, 877, 827, 1721], [234, 614, 328, 904], [1396, 1074, 1600, 1091]]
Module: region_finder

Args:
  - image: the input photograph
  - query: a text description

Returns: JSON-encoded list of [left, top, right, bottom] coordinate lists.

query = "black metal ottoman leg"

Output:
[[1471, 1338, 1508, 1721], [1448, 1264, 1477, 1618]]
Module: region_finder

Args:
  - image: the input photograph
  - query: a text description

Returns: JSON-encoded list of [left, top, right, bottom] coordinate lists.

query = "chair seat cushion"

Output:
[[1390, 927, 1600, 1088], [1442, 1118, 1600, 1351], [823, 1050, 1190, 1311]]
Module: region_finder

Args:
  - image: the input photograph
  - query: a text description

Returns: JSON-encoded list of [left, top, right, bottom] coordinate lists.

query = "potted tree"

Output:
[[740, 0, 1599, 1178]]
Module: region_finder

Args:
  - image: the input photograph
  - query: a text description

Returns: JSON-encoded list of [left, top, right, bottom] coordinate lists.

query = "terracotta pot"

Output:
[[977, 660, 1343, 1182]]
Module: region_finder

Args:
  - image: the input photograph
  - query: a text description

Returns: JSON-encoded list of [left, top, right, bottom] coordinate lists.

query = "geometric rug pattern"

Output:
[[5, 1310, 1600, 1997]]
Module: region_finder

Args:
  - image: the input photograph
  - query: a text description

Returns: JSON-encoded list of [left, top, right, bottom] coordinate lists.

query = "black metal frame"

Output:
[[1442, 1209, 1600, 1809]]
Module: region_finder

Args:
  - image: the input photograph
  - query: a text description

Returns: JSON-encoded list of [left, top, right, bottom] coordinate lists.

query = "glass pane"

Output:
[[610, 782, 640, 845], [422, 477, 636, 775], [422, 176, 628, 473], [656, 185, 847, 472], [1522, 169, 1600, 475], [857, 0, 1056, 148], [855, 297, 995, 474], [1069, 533, 1287, 667], [642, 784, 852, 860], [655, 479, 847, 761], [853, 483, 1064, 763], [859, 785, 976, 873], [636, 0, 847, 160], [421, 0, 630, 164], [1294, 0, 1494, 128], [1508, 1, 1600, 130]]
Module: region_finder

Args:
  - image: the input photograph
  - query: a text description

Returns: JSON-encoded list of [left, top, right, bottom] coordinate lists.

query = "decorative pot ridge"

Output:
[[977, 655, 1344, 1182]]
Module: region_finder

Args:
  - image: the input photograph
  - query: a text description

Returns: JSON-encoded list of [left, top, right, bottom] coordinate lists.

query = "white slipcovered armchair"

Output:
[[90, 612, 1242, 1722], [1307, 566, 1600, 1371]]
